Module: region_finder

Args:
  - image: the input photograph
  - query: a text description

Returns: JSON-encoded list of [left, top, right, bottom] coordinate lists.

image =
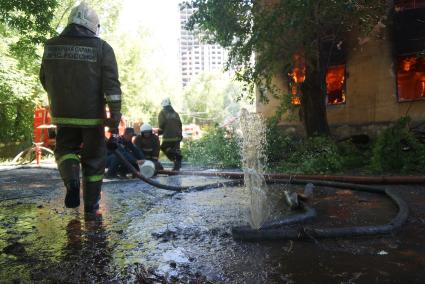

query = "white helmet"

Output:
[[161, 98, 171, 107], [68, 2, 100, 35], [141, 123, 153, 133]]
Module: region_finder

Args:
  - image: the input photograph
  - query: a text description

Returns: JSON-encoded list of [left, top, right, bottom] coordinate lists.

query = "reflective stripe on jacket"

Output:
[[39, 24, 121, 127]]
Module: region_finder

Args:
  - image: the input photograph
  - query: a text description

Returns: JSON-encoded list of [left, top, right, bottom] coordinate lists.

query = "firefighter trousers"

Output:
[[160, 141, 182, 162], [55, 126, 106, 185]]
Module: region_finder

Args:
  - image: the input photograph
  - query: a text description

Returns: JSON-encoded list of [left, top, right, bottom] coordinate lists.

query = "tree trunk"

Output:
[[300, 67, 330, 137]]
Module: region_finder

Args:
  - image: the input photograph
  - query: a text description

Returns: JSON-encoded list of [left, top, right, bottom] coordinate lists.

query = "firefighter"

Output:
[[158, 98, 183, 171], [134, 123, 164, 173], [106, 127, 144, 178], [39, 3, 121, 213]]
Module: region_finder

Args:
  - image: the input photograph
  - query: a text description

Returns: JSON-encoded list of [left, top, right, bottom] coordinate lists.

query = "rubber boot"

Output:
[[64, 179, 80, 208], [172, 157, 182, 171], [83, 181, 102, 213], [58, 158, 81, 208]]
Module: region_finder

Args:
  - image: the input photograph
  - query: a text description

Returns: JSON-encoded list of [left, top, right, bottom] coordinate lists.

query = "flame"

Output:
[[288, 54, 305, 105], [326, 64, 346, 104], [397, 55, 425, 101]]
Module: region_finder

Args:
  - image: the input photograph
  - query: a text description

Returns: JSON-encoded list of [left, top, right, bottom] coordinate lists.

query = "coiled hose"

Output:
[[232, 179, 409, 241]]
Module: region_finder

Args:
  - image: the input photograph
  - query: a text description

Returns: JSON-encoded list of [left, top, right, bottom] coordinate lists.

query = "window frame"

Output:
[[395, 52, 425, 103], [325, 64, 347, 106]]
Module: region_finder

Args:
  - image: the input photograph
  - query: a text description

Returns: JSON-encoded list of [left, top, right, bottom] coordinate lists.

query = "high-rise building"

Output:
[[178, 4, 229, 87]]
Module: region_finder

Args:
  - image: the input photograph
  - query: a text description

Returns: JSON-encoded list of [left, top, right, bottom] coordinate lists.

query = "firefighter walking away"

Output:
[[158, 98, 183, 171], [39, 2, 122, 213]]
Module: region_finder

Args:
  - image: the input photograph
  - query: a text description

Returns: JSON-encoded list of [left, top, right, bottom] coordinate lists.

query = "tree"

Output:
[[182, 71, 248, 125], [0, 0, 122, 144], [186, 0, 388, 136], [0, 0, 58, 68]]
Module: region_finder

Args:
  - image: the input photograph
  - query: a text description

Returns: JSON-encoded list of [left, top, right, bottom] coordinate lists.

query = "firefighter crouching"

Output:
[[158, 98, 183, 171], [39, 3, 122, 213], [134, 123, 164, 174]]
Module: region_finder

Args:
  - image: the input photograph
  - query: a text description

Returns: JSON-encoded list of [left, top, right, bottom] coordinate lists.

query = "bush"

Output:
[[370, 117, 425, 174], [182, 126, 241, 168], [274, 136, 345, 174], [265, 123, 297, 167]]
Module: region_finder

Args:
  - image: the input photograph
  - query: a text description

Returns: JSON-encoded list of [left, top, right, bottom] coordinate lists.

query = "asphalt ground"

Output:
[[0, 166, 424, 283]]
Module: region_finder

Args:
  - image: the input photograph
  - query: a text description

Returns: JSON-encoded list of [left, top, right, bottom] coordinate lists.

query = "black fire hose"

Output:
[[112, 148, 242, 192], [112, 147, 409, 240], [232, 179, 409, 241]]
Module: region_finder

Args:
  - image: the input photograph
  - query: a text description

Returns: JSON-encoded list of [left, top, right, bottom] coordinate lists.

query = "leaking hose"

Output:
[[112, 149, 241, 192], [232, 179, 409, 241]]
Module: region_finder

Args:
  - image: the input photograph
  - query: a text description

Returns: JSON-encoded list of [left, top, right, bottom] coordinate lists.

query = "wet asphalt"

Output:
[[0, 166, 424, 283]]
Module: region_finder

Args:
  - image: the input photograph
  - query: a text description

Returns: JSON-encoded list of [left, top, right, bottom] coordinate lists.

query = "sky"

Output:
[[118, 0, 183, 74]]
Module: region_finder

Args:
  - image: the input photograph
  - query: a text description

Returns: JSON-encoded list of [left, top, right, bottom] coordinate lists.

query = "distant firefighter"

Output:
[[39, 3, 122, 213], [158, 98, 183, 171]]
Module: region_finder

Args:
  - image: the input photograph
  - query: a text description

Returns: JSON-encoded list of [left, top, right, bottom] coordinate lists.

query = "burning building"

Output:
[[257, 0, 425, 137]]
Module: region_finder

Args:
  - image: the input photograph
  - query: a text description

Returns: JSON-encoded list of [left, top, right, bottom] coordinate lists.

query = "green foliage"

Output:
[[370, 117, 425, 174], [0, 40, 37, 143], [109, 27, 182, 124], [0, 0, 58, 67], [337, 140, 370, 170], [264, 122, 368, 174], [274, 136, 345, 174], [182, 72, 249, 125], [182, 126, 241, 168]]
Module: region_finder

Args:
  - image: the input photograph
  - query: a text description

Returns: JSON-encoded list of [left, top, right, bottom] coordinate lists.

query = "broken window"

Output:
[[394, 1, 425, 101], [397, 56, 425, 101], [321, 39, 347, 105], [395, 0, 425, 11], [326, 64, 346, 105]]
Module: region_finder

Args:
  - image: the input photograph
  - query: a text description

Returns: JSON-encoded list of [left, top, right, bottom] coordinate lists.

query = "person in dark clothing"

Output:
[[39, 3, 122, 213], [134, 123, 164, 173], [106, 127, 144, 178], [158, 98, 183, 171]]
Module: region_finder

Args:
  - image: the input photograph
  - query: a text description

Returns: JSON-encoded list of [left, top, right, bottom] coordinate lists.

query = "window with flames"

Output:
[[288, 44, 346, 106], [397, 56, 425, 101], [326, 64, 346, 105], [394, 0, 425, 101]]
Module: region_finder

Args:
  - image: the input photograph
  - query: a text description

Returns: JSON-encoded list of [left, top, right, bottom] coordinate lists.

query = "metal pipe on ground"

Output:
[[159, 170, 425, 185]]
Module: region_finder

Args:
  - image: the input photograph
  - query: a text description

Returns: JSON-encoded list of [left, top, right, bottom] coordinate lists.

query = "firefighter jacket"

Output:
[[39, 24, 121, 127], [158, 106, 182, 142], [134, 134, 160, 160]]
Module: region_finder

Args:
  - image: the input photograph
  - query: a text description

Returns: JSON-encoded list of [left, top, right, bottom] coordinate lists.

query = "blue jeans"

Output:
[[106, 148, 138, 176]]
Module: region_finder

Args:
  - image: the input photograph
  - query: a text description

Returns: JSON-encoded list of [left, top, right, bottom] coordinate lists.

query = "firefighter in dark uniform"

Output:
[[134, 123, 164, 172], [39, 3, 122, 212], [158, 98, 183, 171]]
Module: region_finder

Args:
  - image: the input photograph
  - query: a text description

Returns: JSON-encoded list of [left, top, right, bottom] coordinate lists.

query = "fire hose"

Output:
[[112, 148, 242, 192], [111, 144, 409, 241], [232, 180, 409, 241]]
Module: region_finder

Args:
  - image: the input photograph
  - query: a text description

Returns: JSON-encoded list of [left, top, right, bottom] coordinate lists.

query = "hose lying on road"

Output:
[[113, 149, 242, 192], [114, 150, 409, 240], [259, 203, 317, 230], [232, 179, 409, 241]]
